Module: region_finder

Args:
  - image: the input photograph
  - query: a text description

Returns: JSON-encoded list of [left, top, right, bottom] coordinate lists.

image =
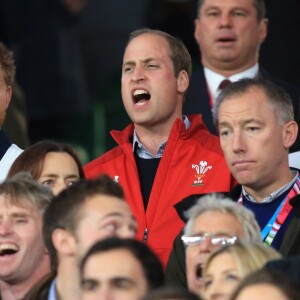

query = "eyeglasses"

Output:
[[181, 233, 238, 246]]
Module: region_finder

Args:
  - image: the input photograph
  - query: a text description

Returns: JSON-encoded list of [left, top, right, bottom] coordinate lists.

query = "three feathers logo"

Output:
[[191, 161, 212, 186]]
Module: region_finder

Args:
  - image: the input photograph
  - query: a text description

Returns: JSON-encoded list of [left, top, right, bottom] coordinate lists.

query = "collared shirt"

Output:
[[0, 130, 23, 182], [132, 116, 191, 159], [48, 278, 57, 300], [204, 64, 259, 105], [242, 171, 299, 203]]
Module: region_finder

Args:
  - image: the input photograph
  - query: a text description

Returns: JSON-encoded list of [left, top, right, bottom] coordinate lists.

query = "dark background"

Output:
[[0, 0, 299, 162]]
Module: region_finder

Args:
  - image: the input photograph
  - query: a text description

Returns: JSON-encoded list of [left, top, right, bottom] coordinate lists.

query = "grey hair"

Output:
[[0, 172, 53, 215], [183, 193, 261, 243], [213, 77, 295, 127]]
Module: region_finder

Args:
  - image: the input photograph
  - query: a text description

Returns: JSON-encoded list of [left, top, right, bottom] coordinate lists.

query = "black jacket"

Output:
[[165, 188, 300, 288]]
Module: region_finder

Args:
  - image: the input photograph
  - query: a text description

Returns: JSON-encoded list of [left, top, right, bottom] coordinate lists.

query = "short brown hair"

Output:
[[196, 0, 266, 21], [0, 42, 16, 86], [43, 175, 125, 270], [128, 28, 192, 80], [0, 172, 53, 215]]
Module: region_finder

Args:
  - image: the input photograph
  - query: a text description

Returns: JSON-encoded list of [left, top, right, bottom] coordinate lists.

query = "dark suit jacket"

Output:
[[183, 67, 300, 152]]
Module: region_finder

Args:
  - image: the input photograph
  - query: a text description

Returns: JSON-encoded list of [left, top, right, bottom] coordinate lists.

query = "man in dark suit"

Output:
[[183, 0, 300, 158]]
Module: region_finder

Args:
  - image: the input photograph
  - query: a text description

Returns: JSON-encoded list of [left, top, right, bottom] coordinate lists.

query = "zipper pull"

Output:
[[143, 228, 148, 242]]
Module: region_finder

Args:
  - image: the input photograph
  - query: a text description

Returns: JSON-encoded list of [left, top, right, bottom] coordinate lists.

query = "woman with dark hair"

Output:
[[230, 269, 299, 300], [7, 140, 85, 195]]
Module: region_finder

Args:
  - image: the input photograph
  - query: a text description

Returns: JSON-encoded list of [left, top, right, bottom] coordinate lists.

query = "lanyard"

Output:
[[238, 178, 300, 246]]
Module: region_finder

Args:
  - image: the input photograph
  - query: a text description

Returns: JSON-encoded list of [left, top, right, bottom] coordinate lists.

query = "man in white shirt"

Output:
[[183, 0, 300, 164], [0, 43, 22, 180]]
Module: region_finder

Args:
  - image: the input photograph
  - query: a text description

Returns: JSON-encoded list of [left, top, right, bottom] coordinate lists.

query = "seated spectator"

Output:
[[214, 78, 300, 254], [7, 140, 84, 195], [230, 269, 299, 300], [263, 255, 300, 287], [201, 242, 281, 300], [80, 237, 164, 300], [26, 175, 137, 300], [0, 43, 22, 181], [143, 286, 200, 300], [0, 172, 53, 300], [166, 194, 261, 294], [166, 78, 300, 292], [84, 28, 235, 267]]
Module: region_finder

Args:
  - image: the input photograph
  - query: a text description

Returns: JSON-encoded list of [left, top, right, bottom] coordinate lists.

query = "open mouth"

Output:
[[217, 36, 236, 44], [133, 89, 151, 105], [196, 263, 203, 280], [0, 243, 19, 256]]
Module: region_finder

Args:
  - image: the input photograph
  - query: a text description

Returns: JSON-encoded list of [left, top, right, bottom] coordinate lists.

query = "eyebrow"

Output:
[[100, 212, 137, 223], [110, 277, 135, 286], [223, 269, 239, 274], [39, 174, 59, 179], [204, 5, 248, 11], [123, 57, 158, 67], [219, 118, 263, 127], [192, 231, 234, 236], [39, 174, 79, 179], [0, 212, 29, 220]]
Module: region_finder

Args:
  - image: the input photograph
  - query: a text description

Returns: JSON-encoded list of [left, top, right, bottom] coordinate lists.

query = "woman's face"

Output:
[[202, 252, 241, 300], [38, 152, 80, 195], [235, 283, 289, 300]]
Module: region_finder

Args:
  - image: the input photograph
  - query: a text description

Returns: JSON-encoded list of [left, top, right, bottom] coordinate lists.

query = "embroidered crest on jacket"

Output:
[[191, 161, 212, 186]]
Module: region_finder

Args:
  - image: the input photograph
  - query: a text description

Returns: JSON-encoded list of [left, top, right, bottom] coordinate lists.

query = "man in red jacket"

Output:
[[84, 29, 235, 267]]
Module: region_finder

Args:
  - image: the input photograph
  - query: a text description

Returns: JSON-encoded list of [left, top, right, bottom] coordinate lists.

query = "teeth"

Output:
[[133, 89, 148, 96], [132, 89, 151, 103], [0, 243, 18, 254]]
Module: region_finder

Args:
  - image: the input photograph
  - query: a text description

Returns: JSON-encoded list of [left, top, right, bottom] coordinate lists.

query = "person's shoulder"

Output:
[[24, 272, 55, 300], [187, 114, 223, 151], [260, 69, 300, 97], [189, 67, 206, 85], [84, 146, 124, 176]]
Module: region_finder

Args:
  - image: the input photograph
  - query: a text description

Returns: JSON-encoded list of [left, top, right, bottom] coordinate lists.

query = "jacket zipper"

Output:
[[143, 228, 148, 242]]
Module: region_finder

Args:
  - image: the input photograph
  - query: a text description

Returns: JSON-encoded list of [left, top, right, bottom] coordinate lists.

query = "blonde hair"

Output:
[[203, 241, 281, 279]]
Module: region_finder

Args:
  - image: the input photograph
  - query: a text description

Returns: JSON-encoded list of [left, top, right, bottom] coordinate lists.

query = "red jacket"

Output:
[[84, 115, 235, 266]]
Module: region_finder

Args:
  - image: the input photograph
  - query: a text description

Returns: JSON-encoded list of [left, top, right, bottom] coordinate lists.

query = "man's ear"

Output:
[[4, 85, 12, 109], [283, 121, 298, 149], [177, 70, 189, 94], [258, 18, 268, 44], [52, 228, 76, 257], [194, 18, 201, 45]]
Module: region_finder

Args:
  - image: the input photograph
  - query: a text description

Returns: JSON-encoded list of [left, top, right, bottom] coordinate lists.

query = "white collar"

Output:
[[204, 64, 259, 105]]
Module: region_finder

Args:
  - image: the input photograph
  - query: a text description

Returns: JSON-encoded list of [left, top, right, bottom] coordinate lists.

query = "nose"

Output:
[[232, 131, 246, 153], [131, 65, 145, 83], [198, 237, 214, 253], [0, 220, 13, 236], [96, 286, 113, 300], [52, 180, 68, 196], [219, 12, 232, 27]]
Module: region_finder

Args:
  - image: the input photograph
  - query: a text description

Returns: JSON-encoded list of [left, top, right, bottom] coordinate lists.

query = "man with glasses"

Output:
[[166, 193, 261, 294]]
